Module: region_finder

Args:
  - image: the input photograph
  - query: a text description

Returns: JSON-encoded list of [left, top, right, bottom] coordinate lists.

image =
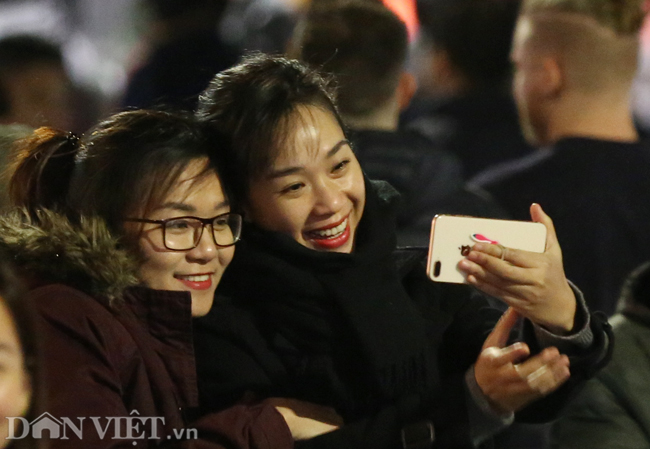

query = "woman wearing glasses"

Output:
[[0, 110, 294, 448]]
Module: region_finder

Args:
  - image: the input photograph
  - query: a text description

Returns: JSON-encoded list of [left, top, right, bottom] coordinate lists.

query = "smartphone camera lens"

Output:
[[434, 261, 441, 278]]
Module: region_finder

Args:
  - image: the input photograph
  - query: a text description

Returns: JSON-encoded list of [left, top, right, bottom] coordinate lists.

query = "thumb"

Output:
[[530, 203, 560, 254], [483, 307, 520, 350]]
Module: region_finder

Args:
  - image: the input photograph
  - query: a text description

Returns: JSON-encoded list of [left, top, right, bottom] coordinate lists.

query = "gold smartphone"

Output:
[[426, 215, 547, 284]]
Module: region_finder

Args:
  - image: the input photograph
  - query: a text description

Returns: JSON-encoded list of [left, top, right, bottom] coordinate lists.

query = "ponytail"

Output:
[[8, 127, 79, 216]]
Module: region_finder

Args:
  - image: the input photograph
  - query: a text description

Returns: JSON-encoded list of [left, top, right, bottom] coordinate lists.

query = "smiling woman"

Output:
[[193, 54, 614, 448], [0, 110, 292, 449], [246, 106, 365, 253], [124, 159, 239, 317]]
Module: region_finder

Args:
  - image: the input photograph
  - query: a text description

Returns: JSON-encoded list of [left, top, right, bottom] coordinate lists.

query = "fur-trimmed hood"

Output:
[[0, 209, 139, 302]]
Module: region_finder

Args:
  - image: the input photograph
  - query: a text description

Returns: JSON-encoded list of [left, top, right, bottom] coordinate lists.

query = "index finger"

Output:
[[483, 307, 520, 349], [470, 242, 542, 272]]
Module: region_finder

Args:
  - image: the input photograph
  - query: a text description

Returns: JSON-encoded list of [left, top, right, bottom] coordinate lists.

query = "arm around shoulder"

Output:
[[179, 403, 294, 449]]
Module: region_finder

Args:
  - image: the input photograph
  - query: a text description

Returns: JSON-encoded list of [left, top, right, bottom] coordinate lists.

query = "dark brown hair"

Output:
[[197, 53, 344, 205], [417, 0, 521, 88], [289, 1, 409, 117], [9, 109, 230, 234]]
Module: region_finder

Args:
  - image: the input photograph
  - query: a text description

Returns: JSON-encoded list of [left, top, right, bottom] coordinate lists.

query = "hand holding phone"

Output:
[[443, 204, 577, 334], [427, 215, 547, 284]]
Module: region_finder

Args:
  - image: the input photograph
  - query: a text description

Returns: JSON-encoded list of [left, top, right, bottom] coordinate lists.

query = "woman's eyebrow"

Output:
[[214, 201, 230, 211], [156, 200, 230, 214], [157, 202, 195, 213], [326, 139, 351, 158], [267, 139, 351, 179], [267, 166, 302, 179]]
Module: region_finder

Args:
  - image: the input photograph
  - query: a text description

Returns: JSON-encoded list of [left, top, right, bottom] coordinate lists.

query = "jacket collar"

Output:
[[119, 286, 198, 408], [123, 286, 193, 343]]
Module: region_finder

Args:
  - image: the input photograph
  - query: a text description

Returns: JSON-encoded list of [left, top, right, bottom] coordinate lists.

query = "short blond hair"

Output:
[[521, 0, 645, 35], [518, 0, 645, 92]]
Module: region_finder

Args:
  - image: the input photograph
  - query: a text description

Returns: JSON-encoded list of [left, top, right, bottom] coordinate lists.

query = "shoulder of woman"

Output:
[[27, 284, 122, 331], [28, 283, 141, 372]]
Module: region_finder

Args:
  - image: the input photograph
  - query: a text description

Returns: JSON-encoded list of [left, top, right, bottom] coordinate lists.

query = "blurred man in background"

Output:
[[0, 34, 72, 130], [475, 0, 650, 317], [407, 0, 534, 178]]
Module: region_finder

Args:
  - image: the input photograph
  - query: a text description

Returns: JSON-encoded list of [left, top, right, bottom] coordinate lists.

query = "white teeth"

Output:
[[177, 274, 210, 282], [312, 219, 348, 239]]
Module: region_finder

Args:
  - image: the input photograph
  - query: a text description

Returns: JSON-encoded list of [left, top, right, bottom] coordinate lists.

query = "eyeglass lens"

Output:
[[164, 215, 242, 250]]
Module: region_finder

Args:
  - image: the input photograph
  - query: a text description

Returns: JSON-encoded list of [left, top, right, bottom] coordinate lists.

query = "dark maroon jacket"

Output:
[[0, 211, 292, 449]]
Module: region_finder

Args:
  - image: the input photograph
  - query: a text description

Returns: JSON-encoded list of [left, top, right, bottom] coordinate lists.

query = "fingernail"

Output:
[[502, 342, 524, 354], [512, 342, 527, 351]]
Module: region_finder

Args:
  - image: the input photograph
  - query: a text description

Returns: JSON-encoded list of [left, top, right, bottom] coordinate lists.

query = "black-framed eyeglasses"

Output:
[[125, 212, 242, 251]]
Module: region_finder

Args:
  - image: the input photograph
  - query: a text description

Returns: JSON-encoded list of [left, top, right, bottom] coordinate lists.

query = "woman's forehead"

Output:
[[164, 167, 224, 202], [139, 159, 224, 215], [270, 106, 345, 168]]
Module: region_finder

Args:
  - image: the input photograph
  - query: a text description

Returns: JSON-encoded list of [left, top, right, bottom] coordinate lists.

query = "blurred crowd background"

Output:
[[1, 3, 649, 448], [1, 0, 649, 134]]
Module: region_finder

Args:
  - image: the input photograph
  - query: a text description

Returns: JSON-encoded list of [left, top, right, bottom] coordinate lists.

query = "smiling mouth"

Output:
[[304, 216, 351, 250], [175, 274, 210, 282], [174, 273, 214, 290], [305, 218, 348, 240]]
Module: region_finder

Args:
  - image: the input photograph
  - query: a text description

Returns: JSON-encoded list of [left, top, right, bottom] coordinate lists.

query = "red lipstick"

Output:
[[174, 274, 213, 290], [305, 216, 351, 250]]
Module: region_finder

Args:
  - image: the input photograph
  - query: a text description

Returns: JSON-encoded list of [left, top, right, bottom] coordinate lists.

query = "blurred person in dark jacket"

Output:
[[551, 260, 650, 449], [122, 0, 240, 111], [406, 0, 535, 178], [289, 0, 506, 246]]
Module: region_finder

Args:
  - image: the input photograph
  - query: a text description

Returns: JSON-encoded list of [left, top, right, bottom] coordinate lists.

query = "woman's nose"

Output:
[[187, 225, 218, 262], [312, 178, 345, 215]]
